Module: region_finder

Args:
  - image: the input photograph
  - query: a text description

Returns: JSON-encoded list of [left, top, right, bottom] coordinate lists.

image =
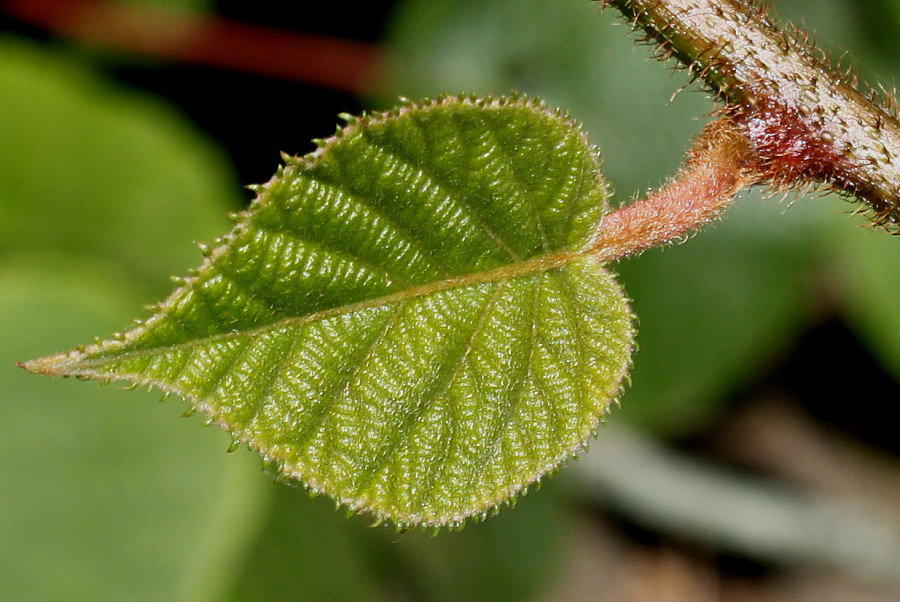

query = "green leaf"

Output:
[[827, 216, 900, 383], [1, 38, 265, 598], [225, 486, 388, 600], [23, 96, 634, 527], [614, 195, 824, 436], [376, 480, 570, 601], [0, 256, 265, 600], [0, 35, 234, 286], [225, 478, 568, 601]]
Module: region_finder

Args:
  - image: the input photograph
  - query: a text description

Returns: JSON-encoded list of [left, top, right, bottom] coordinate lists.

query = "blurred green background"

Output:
[[2, 0, 899, 599]]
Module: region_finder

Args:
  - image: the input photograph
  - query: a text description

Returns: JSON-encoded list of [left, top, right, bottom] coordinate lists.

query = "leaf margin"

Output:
[[21, 95, 635, 528]]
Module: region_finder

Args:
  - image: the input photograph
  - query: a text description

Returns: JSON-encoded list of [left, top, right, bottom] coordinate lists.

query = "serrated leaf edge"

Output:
[[21, 95, 633, 529]]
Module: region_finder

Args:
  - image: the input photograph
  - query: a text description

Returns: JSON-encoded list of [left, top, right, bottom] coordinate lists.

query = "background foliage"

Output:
[[2, 0, 899, 599]]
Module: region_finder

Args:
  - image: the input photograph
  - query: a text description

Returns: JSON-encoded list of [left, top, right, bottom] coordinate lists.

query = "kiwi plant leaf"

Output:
[[23, 96, 634, 527]]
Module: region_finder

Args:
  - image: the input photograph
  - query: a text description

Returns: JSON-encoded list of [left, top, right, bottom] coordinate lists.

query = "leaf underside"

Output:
[[25, 96, 634, 527]]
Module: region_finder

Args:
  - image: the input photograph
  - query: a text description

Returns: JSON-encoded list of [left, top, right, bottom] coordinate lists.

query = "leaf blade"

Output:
[[25, 96, 634, 526]]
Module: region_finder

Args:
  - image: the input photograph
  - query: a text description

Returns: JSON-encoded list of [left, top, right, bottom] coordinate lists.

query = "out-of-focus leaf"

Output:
[[225, 475, 569, 601], [226, 485, 387, 601], [0, 36, 235, 287], [828, 220, 900, 383], [24, 97, 635, 527], [0, 258, 265, 601], [614, 196, 829, 435], [0, 34, 266, 600], [379, 480, 570, 602]]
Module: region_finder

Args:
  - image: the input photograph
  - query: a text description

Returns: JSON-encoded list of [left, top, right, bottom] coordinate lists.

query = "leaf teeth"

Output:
[[367, 517, 384, 528]]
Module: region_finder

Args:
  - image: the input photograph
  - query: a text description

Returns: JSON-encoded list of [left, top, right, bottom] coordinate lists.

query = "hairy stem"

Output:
[[601, 0, 900, 228], [592, 118, 757, 261]]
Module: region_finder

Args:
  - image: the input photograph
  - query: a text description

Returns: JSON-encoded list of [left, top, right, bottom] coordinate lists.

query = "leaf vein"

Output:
[[472, 274, 539, 490], [480, 123, 550, 253], [552, 269, 589, 416], [355, 282, 506, 494], [300, 173, 452, 276], [253, 222, 409, 288], [283, 303, 405, 456], [78, 252, 574, 368], [363, 131, 523, 262]]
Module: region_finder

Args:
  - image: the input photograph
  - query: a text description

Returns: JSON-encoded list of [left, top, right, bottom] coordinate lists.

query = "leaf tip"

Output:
[[16, 353, 71, 377]]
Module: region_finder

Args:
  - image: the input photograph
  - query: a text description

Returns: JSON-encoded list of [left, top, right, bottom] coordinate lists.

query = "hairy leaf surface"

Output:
[[24, 96, 634, 527]]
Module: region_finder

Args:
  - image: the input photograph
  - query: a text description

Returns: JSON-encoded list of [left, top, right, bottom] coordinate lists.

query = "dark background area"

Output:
[[2, 1, 899, 599]]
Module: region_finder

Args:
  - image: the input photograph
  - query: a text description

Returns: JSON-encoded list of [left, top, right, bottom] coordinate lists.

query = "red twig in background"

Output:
[[1, 0, 384, 95]]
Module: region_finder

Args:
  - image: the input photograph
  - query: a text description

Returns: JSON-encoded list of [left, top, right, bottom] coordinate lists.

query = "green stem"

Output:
[[601, 0, 900, 229]]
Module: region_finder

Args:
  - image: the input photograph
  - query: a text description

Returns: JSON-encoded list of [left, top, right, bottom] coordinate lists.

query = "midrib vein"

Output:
[[56, 249, 587, 369]]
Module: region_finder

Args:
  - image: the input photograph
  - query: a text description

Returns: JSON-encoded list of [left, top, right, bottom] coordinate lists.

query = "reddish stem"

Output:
[[591, 118, 759, 261]]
